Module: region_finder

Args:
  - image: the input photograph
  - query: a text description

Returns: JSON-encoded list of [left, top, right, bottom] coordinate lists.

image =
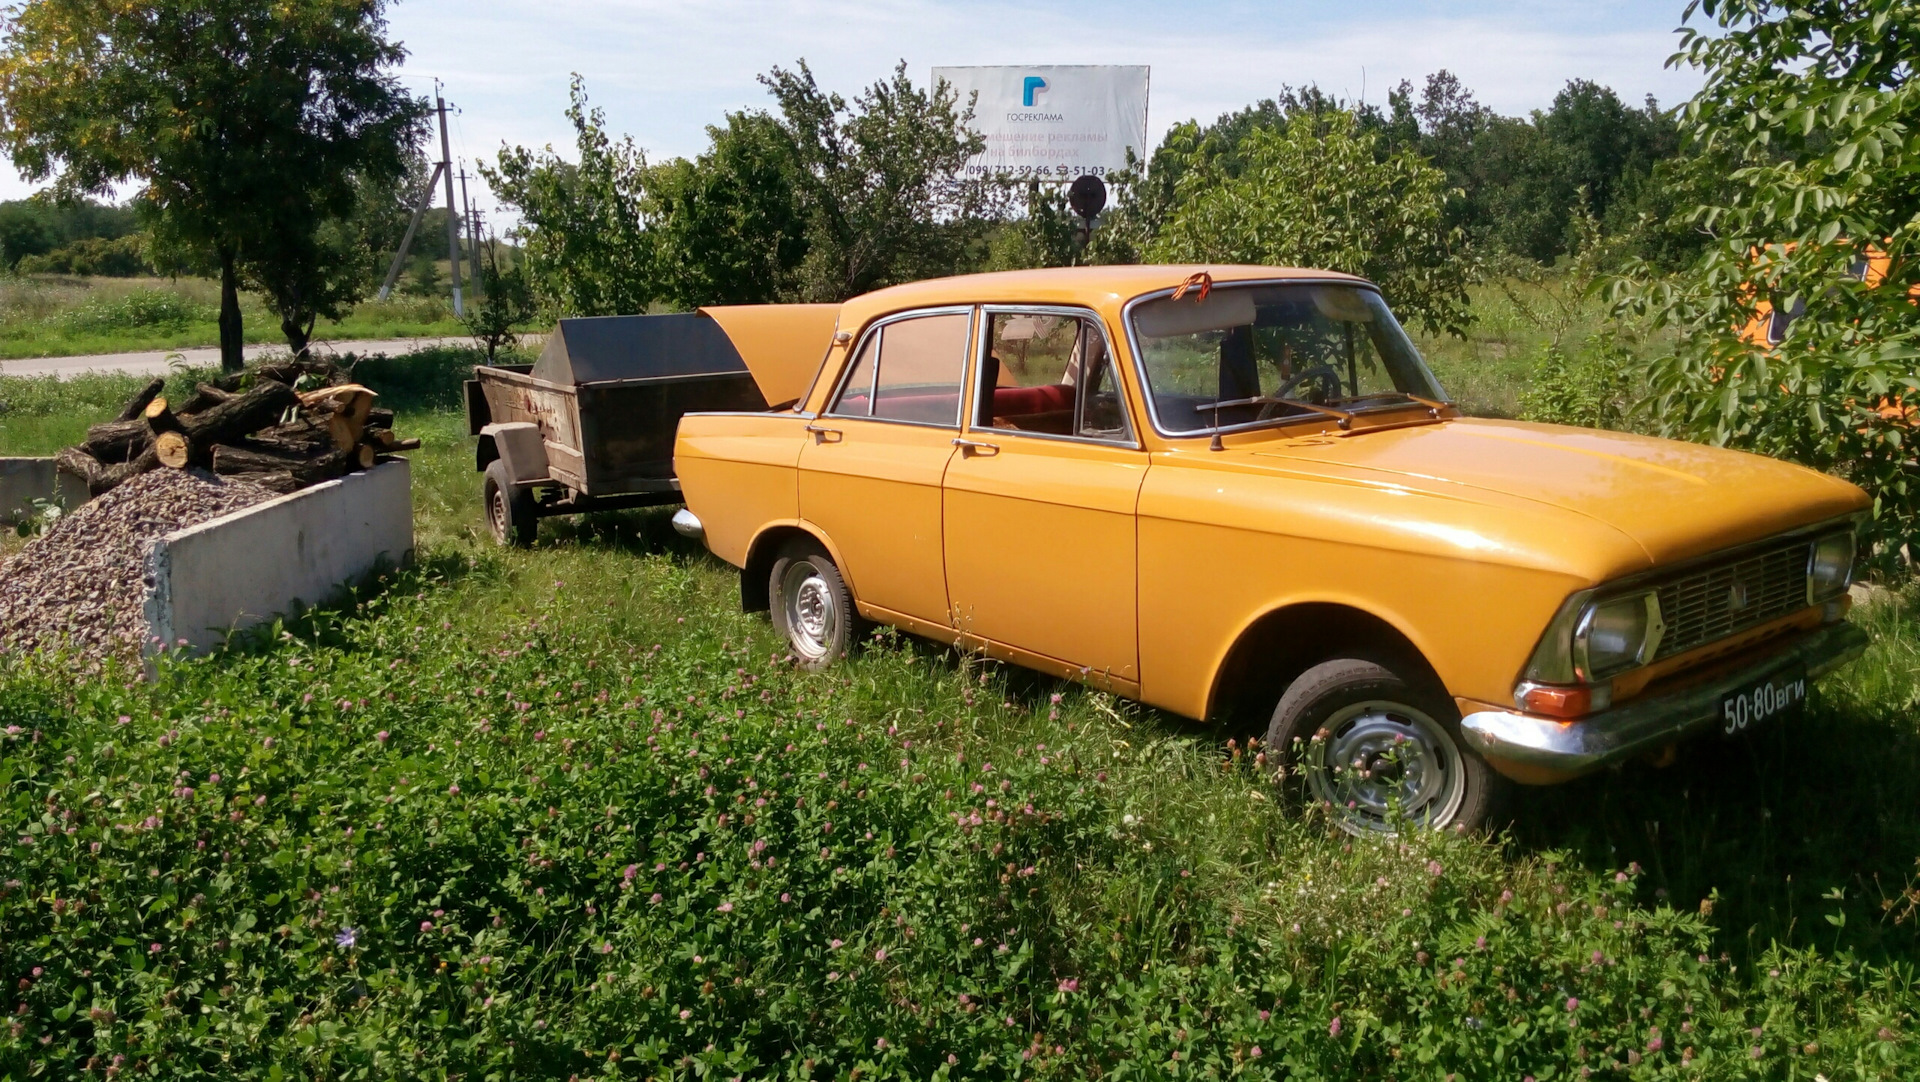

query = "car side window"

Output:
[[827, 312, 971, 426], [978, 311, 1133, 443]]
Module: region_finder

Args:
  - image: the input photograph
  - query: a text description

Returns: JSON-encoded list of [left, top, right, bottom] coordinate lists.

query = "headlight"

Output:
[[1808, 532, 1855, 602], [1574, 592, 1664, 680]]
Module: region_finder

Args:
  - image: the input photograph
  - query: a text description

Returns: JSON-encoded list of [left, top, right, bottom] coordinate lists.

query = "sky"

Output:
[[0, 0, 1713, 218]]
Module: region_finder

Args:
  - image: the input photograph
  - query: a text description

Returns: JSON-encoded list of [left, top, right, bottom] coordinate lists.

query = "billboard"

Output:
[[932, 65, 1150, 181]]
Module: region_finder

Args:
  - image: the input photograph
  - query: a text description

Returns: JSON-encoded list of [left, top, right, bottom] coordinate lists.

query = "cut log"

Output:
[[328, 411, 365, 452], [57, 444, 159, 496], [153, 430, 192, 469], [367, 429, 421, 451], [177, 382, 235, 414], [365, 407, 394, 431], [298, 383, 375, 410], [211, 443, 361, 487], [82, 419, 152, 464], [177, 379, 300, 447], [113, 377, 167, 423], [143, 397, 181, 433], [246, 419, 334, 458], [357, 443, 376, 469]]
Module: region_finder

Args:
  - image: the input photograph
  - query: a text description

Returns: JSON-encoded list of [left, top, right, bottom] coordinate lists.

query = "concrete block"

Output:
[[143, 459, 414, 654], [0, 457, 88, 526]]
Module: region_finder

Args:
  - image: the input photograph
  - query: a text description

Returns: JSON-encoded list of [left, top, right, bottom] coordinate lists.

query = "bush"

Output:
[[17, 235, 152, 277], [1146, 110, 1476, 338], [52, 288, 215, 334], [1, 558, 1915, 1078], [1611, 1, 1920, 580], [346, 344, 529, 413], [1518, 338, 1631, 429]]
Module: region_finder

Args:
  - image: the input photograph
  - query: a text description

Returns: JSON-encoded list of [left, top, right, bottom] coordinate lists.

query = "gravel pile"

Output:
[[0, 469, 276, 665]]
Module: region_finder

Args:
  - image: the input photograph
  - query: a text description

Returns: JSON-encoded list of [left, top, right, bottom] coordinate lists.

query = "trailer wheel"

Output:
[[483, 461, 537, 547], [769, 539, 864, 670]]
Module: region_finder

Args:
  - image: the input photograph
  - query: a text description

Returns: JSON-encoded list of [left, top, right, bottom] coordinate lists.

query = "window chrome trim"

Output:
[[970, 304, 1144, 450], [821, 306, 976, 430], [1118, 277, 1439, 442]]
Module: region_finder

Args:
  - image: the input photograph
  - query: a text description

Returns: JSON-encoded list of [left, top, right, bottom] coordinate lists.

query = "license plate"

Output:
[[1720, 666, 1807, 737]]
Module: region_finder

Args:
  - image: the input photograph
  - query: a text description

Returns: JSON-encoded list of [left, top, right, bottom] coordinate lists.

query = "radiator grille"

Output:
[[1653, 541, 1811, 660]]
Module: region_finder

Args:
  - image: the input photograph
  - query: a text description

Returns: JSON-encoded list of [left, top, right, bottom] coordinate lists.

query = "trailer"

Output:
[[467, 305, 836, 545]]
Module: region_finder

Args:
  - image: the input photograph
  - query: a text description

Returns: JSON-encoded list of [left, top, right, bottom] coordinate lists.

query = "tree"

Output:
[[0, 0, 426, 369], [1146, 110, 1476, 336], [984, 182, 1077, 271], [484, 75, 655, 318], [1613, 0, 1920, 578], [463, 236, 537, 363], [755, 61, 996, 301], [0, 202, 53, 271], [647, 111, 810, 308]]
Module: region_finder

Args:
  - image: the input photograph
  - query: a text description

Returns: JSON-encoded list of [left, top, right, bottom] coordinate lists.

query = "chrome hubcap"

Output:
[[490, 487, 509, 539], [782, 562, 838, 660], [1303, 700, 1465, 835]]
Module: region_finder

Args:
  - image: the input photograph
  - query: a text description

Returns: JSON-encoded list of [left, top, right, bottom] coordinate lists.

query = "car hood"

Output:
[[1235, 417, 1866, 565]]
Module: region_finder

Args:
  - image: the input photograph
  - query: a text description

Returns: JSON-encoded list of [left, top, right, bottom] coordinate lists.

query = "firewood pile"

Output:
[[54, 356, 421, 498]]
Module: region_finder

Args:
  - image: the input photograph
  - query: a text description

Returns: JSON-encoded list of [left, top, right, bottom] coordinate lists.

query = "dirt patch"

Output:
[[0, 469, 275, 665]]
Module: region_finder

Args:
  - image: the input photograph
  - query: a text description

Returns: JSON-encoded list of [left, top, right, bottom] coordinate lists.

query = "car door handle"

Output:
[[805, 424, 843, 444], [952, 438, 999, 457]]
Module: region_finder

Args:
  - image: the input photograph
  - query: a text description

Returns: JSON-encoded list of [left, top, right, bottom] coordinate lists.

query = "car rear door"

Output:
[[798, 308, 972, 627]]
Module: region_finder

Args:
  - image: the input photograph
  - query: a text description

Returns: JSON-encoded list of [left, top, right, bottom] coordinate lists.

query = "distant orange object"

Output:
[[674, 265, 1869, 834], [1734, 243, 1915, 426]]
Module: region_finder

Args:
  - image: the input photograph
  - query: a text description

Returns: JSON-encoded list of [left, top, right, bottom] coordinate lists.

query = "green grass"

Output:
[[2, 336, 1918, 1077], [0, 275, 468, 359]]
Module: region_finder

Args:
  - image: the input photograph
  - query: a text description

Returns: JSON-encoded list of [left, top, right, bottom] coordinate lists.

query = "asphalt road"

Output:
[[0, 337, 472, 379]]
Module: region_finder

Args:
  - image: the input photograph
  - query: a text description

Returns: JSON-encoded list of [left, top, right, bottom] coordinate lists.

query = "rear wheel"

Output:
[[769, 540, 865, 670], [1265, 658, 1503, 835], [483, 461, 537, 547]]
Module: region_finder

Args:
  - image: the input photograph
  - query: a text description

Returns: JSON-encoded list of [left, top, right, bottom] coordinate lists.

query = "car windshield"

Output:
[[1128, 282, 1446, 436]]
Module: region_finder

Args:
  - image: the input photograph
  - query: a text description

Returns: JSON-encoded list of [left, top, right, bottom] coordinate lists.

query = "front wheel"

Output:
[[1265, 658, 1504, 835], [768, 540, 865, 671]]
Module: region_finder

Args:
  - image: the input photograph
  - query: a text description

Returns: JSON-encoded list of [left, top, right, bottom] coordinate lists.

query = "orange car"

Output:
[[672, 266, 1869, 833]]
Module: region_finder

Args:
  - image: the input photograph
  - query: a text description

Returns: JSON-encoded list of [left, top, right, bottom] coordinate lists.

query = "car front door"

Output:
[[942, 308, 1147, 688], [798, 308, 972, 627]]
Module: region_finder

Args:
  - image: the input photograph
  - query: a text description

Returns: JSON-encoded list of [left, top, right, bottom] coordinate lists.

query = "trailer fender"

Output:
[[478, 422, 551, 484]]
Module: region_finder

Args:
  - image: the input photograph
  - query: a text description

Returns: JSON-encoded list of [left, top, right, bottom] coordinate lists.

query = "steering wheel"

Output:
[[1257, 364, 1343, 420]]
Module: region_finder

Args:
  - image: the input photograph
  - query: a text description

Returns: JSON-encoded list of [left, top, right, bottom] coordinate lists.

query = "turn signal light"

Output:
[[1518, 682, 1612, 719]]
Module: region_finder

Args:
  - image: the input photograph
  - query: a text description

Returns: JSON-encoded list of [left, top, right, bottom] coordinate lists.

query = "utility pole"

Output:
[[459, 166, 482, 293], [377, 80, 466, 306], [437, 94, 464, 316], [376, 158, 443, 302]]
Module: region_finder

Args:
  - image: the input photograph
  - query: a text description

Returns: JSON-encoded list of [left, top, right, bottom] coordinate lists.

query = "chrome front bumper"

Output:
[[1460, 621, 1870, 775]]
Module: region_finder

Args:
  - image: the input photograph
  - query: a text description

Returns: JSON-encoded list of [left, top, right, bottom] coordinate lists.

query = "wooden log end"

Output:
[[154, 430, 192, 469]]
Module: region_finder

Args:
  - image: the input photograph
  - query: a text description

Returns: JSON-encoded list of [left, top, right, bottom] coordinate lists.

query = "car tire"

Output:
[[483, 461, 537, 548], [1264, 657, 1504, 835], [769, 539, 865, 671]]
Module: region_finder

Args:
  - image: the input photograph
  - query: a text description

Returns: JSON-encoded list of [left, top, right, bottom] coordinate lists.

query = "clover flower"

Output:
[[335, 927, 357, 949]]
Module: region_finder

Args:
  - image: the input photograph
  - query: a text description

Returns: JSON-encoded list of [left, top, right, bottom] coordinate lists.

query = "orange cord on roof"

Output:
[[1171, 271, 1212, 303]]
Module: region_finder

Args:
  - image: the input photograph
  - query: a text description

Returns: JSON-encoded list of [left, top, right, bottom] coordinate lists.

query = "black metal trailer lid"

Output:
[[531, 313, 751, 386]]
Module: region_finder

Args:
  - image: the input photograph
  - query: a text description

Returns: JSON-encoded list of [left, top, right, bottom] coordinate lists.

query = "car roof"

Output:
[[836, 264, 1374, 328]]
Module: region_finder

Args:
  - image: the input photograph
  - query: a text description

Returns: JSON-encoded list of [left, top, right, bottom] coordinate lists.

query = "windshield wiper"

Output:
[[1203, 395, 1356, 430]]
